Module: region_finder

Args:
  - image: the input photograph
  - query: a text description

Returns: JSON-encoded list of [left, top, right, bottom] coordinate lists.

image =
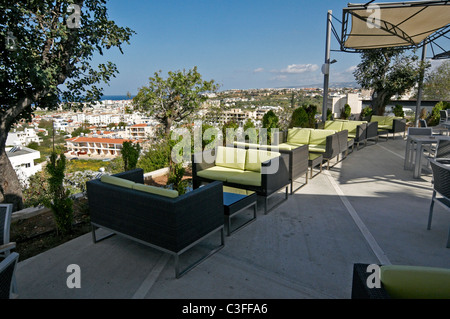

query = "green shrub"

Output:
[[361, 106, 373, 120], [393, 104, 405, 118], [137, 142, 170, 173], [289, 107, 308, 128], [44, 152, 73, 235], [341, 104, 351, 120], [122, 141, 141, 171], [262, 110, 279, 144]]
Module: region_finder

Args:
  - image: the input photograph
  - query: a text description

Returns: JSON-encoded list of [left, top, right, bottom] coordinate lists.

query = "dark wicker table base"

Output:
[[223, 192, 257, 236]]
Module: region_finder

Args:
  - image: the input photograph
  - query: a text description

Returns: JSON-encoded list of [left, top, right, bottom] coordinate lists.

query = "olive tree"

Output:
[[353, 48, 428, 115], [0, 0, 134, 210]]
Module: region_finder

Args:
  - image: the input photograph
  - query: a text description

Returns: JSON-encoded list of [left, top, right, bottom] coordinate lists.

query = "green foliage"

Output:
[[1, 1, 135, 130], [428, 101, 450, 126], [137, 142, 170, 173], [353, 48, 428, 115], [167, 162, 186, 195], [304, 104, 318, 128], [393, 104, 405, 118], [262, 110, 279, 144], [424, 61, 450, 101], [243, 119, 257, 143], [71, 127, 91, 137], [22, 171, 50, 208], [341, 104, 351, 120], [133, 67, 219, 138], [327, 108, 333, 121], [222, 121, 239, 145], [122, 141, 141, 171], [289, 107, 308, 128], [361, 106, 373, 120], [289, 105, 317, 128], [44, 152, 73, 235]]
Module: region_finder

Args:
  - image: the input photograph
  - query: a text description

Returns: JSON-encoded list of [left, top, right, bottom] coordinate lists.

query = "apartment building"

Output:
[[6, 146, 42, 185], [65, 136, 142, 158]]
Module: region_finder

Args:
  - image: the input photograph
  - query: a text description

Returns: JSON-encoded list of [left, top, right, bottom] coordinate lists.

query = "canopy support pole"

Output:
[[415, 44, 427, 127], [322, 10, 333, 123]]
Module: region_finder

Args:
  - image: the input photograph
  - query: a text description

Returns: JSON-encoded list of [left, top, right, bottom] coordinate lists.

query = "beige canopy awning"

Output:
[[342, 1, 450, 51]]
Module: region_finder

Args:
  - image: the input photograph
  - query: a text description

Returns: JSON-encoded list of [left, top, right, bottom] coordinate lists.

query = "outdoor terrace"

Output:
[[14, 135, 450, 300]]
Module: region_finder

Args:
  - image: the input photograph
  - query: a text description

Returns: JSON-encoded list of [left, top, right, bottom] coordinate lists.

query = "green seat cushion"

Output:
[[132, 183, 179, 198], [215, 146, 247, 170], [197, 166, 244, 182], [101, 175, 135, 189], [324, 121, 344, 131], [270, 143, 293, 151], [226, 171, 261, 187], [380, 265, 450, 299], [378, 124, 392, 130], [309, 130, 335, 146], [308, 145, 326, 153], [287, 128, 311, 145], [245, 149, 281, 172]]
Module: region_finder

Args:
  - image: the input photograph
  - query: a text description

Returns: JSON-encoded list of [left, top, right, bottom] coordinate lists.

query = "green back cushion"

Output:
[[215, 146, 247, 170], [287, 128, 311, 145], [371, 115, 386, 125], [324, 121, 344, 131], [342, 121, 366, 134], [384, 116, 396, 127], [132, 183, 179, 198], [309, 130, 335, 146], [381, 265, 450, 299], [245, 149, 281, 172], [101, 175, 135, 189]]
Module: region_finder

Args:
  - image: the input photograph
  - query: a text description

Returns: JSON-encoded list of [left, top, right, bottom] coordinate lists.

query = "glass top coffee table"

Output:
[[223, 188, 257, 236]]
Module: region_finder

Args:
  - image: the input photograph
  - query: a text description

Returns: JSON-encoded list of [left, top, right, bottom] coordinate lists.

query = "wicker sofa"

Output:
[[370, 115, 406, 140], [86, 168, 225, 278], [232, 141, 309, 195], [351, 263, 450, 299], [192, 146, 290, 214], [276, 128, 340, 170], [318, 120, 367, 150]]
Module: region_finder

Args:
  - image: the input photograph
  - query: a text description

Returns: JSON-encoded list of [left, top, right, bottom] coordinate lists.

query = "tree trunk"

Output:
[[0, 150, 24, 212], [372, 91, 390, 116]]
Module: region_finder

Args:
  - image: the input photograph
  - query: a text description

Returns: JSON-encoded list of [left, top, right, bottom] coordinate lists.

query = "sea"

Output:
[[100, 95, 135, 101]]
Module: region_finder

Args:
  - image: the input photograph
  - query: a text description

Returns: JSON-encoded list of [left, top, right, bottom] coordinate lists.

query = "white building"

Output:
[[327, 93, 363, 119], [6, 146, 42, 185], [6, 128, 41, 147]]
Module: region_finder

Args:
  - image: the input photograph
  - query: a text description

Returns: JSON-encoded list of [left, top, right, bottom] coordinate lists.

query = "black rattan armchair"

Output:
[[86, 169, 225, 278], [428, 159, 450, 248], [0, 252, 19, 299]]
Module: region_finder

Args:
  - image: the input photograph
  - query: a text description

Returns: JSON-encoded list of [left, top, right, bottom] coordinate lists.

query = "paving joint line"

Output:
[[323, 169, 391, 265]]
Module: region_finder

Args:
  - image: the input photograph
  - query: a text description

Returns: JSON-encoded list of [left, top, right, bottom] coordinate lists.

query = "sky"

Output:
[[90, 0, 443, 96]]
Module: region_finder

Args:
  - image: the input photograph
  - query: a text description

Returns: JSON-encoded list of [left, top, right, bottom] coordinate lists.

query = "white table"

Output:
[[404, 135, 450, 179]]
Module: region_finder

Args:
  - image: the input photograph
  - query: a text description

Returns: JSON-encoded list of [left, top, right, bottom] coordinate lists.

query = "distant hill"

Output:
[[282, 81, 360, 89]]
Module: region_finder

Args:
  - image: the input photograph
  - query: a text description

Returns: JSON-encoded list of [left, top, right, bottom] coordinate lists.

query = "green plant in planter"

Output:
[[361, 106, 373, 121], [44, 152, 73, 235], [341, 104, 351, 119]]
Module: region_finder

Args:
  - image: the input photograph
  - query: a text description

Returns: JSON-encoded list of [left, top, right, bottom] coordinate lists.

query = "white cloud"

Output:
[[346, 65, 357, 73], [279, 63, 319, 74], [253, 67, 264, 73]]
